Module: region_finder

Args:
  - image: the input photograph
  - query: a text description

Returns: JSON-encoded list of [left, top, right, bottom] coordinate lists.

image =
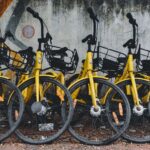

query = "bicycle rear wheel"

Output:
[[67, 77, 131, 145], [9, 76, 73, 144], [0, 77, 24, 142]]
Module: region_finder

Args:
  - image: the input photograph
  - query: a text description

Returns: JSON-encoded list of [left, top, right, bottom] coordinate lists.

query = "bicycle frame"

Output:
[[16, 50, 65, 103], [69, 50, 108, 108], [115, 54, 140, 106]]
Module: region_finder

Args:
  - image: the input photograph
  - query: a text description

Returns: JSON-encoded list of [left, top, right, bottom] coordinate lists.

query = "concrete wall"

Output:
[[0, 0, 150, 69]]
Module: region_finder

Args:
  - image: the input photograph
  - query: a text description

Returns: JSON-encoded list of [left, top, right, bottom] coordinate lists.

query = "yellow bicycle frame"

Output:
[[115, 54, 149, 106], [68, 51, 108, 109]]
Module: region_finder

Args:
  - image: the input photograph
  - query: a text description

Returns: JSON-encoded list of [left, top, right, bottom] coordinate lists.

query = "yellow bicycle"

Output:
[[7, 7, 74, 144], [65, 7, 131, 145], [96, 13, 150, 143], [0, 31, 24, 142]]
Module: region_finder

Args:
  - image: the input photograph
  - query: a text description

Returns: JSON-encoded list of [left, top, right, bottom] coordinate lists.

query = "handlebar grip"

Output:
[[126, 13, 133, 20], [87, 7, 99, 22], [26, 7, 39, 18], [126, 13, 138, 26], [87, 7, 95, 18]]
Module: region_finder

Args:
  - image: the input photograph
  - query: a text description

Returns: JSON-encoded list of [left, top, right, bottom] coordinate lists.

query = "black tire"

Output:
[[0, 77, 24, 142], [116, 78, 150, 143], [68, 77, 131, 145], [66, 74, 79, 87], [9, 76, 73, 144]]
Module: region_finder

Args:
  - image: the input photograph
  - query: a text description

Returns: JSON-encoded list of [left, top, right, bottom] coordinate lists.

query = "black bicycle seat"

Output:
[[18, 47, 35, 56], [51, 47, 68, 57], [123, 39, 136, 49]]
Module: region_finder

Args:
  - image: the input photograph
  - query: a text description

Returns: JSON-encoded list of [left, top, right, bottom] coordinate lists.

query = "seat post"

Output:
[[87, 41, 92, 52]]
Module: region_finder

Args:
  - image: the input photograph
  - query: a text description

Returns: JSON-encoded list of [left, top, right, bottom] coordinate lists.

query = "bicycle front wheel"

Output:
[[8, 76, 73, 144], [117, 78, 150, 143], [68, 77, 131, 145], [0, 77, 24, 142]]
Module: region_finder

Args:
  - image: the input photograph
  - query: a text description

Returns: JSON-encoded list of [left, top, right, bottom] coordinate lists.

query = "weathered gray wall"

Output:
[[0, 0, 150, 69]]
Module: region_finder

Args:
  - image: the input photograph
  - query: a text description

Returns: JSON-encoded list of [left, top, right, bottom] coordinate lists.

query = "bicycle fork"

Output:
[[128, 55, 146, 115]]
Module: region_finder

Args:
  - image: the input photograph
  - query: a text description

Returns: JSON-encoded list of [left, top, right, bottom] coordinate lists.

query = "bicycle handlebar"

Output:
[[123, 13, 138, 50], [82, 7, 99, 46], [26, 7, 39, 19], [26, 7, 52, 50], [126, 13, 138, 27], [87, 7, 99, 22]]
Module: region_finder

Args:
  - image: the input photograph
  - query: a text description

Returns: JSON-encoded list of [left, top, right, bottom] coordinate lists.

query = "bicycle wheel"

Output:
[[67, 77, 131, 145], [116, 78, 150, 143], [0, 77, 24, 142], [66, 74, 79, 87], [8, 75, 73, 144]]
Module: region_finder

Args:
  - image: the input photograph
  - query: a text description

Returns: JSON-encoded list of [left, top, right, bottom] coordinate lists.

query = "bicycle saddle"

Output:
[[51, 47, 68, 57], [18, 47, 35, 56]]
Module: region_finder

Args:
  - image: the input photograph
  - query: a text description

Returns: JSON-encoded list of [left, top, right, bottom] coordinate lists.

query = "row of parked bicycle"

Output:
[[0, 6, 149, 145]]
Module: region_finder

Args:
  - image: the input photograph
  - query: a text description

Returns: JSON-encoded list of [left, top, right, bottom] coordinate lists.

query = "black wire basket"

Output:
[[0, 43, 35, 74], [44, 44, 79, 74], [94, 45, 127, 77], [136, 45, 150, 73]]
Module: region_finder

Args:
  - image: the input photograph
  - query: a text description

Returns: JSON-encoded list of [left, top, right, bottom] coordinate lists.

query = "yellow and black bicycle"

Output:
[[5, 7, 75, 145], [96, 13, 150, 143], [0, 31, 24, 142], [65, 7, 131, 145]]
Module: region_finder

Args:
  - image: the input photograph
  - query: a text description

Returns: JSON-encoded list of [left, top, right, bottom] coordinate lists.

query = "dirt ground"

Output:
[[0, 142, 150, 150], [1, 136, 150, 150]]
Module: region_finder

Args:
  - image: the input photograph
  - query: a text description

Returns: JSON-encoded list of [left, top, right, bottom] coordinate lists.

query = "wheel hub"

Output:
[[90, 105, 102, 117], [31, 98, 48, 115], [133, 105, 146, 116]]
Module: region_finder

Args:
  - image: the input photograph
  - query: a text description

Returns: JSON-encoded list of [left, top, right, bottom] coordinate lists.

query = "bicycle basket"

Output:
[[0, 43, 35, 73], [94, 45, 127, 76], [136, 46, 150, 73], [44, 44, 79, 74]]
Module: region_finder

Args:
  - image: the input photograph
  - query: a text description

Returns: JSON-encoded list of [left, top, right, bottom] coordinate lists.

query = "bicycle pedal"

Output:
[[38, 123, 54, 131]]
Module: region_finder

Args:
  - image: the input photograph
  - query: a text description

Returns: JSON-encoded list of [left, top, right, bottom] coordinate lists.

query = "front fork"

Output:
[[35, 51, 43, 102], [56, 72, 65, 102], [36, 70, 65, 102], [130, 73, 140, 106], [88, 71, 98, 109], [35, 70, 40, 102], [128, 55, 140, 106]]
